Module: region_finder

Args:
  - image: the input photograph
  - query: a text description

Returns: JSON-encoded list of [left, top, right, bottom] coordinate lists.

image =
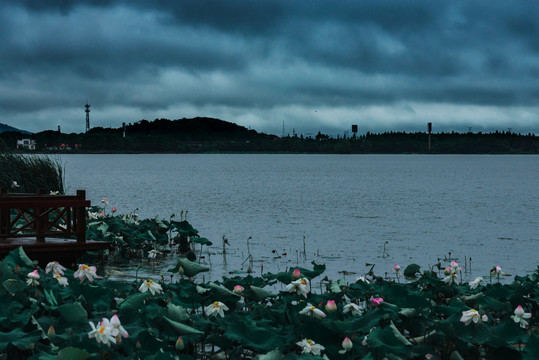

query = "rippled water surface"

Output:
[[61, 154, 539, 282]]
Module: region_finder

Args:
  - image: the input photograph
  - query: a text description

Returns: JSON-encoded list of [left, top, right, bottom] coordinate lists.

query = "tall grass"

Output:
[[0, 153, 64, 194]]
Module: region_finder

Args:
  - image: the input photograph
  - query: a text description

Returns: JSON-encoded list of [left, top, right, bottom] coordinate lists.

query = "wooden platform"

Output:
[[0, 237, 110, 268], [1, 189, 110, 268]]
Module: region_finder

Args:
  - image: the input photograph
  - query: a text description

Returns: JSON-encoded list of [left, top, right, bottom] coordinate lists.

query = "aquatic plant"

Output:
[[0, 153, 64, 193], [0, 244, 537, 359]]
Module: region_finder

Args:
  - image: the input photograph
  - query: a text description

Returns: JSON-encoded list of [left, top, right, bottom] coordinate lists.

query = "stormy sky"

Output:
[[1, 0, 538, 136]]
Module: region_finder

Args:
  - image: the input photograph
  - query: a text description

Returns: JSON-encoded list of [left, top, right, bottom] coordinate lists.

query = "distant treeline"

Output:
[[1, 117, 538, 154]]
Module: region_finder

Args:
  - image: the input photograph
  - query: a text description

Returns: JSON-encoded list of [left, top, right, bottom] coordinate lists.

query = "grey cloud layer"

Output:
[[1, 0, 538, 134]]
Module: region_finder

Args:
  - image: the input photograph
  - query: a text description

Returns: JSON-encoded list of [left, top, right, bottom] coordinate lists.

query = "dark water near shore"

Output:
[[61, 154, 538, 283]]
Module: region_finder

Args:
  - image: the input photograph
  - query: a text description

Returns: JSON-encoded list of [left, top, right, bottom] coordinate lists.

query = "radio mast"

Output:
[[85, 103, 91, 132]]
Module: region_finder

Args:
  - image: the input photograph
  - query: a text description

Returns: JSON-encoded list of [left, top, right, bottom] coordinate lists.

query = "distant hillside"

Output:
[[89, 117, 272, 141], [0, 123, 31, 134]]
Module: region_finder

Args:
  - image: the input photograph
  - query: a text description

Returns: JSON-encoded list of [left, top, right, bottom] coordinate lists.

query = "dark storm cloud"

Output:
[[1, 0, 538, 134]]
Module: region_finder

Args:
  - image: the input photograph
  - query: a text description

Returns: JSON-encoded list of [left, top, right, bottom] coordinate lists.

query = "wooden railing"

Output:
[[0, 189, 90, 243]]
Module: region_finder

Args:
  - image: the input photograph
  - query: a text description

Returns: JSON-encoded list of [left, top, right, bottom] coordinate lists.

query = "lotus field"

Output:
[[0, 201, 537, 359]]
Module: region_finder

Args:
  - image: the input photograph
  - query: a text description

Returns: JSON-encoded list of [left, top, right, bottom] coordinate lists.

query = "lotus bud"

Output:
[[47, 325, 56, 338], [370, 297, 384, 306], [99, 212, 105, 219], [233, 285, 244, 295], [450, 260, 459, 269], [14, 264, 20, 273], [394, 264, 400, 271], [136, 340, 142, 350], [444, 267, 452, 275], [292, 269, 301, 279], [111, 207, 117, 213], [178, 266, 184, 275], [342, 337, 353, 351], [175, 336, 185, 351], [325, 300, 337, 312]]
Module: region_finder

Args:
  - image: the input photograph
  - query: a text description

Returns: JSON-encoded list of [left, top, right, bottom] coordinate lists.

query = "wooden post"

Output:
[[36, 189, 46, 242], [76, 190, 86, 243], [0, 189, 6, 240]]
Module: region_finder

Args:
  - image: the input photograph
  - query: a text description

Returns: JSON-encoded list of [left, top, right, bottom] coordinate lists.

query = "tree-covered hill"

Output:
[[0, 117, 537, 153]]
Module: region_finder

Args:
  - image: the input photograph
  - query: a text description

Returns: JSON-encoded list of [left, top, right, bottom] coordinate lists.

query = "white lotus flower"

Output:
[[343, 302, 364, 316], [296, 339, 325, 356], [26, 270, 40, 286], [204, 301, 229, 317], [468, 277, 483, 290], [45, 261, 66, 276], [299, 303, 326, 319], [110, 314, 129, 338], [139, 279, 163, 295], [338, 337, 353, 354], [148, 249, 160, 259], [460, 309, 488, 326], [511, 305, 532, 328], [74, 264, 98, 283], [54, 273, 69, 287], [285, 277, 310, 298], [443, 271, 457, 285], [88, 320, 116, 346]]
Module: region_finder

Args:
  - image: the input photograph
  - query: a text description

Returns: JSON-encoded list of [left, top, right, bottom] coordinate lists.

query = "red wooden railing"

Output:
[[0, 189, 90, 243]]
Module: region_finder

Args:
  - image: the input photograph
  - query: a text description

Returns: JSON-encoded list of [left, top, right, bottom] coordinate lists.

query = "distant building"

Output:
[[16, 139, 36, 150]]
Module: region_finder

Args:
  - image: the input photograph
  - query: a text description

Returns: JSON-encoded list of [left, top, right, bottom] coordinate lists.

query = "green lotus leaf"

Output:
[[404, 263, 421, 278], [223, 313, 294, 352], [2, 247, 35, 269], [246, 285, 277, 302], [57, 346, 91, 360], [163, 316, 204, 335], [170, 258, 210, 277], [0, 328, 41, 352], [2, 278, 27, 296], [524, 334, 539, 360], [167, 303, 190, 322], [56, 302, 88, 324], [191, 237, 213, 246], [366, 325, 412, 356], [118, 292, 148, 312]]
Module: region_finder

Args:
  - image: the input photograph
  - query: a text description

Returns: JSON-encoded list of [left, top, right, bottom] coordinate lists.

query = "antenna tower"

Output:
[[85, 103, 91, 132]]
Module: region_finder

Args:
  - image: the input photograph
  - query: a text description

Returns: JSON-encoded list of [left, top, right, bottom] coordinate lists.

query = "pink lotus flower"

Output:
[[392, 264, 400, 272], [450, 260, 459, 269], [233, 285, 244, 295], [111, 207, 117, 213], [325, 300, 337, 312], [292, 269, 301, 279], [370, 297, 384, 306]]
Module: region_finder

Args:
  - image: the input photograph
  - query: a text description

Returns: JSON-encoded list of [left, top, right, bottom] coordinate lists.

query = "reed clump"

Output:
[[0, 152, 64, 193]]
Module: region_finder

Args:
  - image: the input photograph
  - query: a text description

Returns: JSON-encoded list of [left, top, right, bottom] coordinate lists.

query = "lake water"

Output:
[[60, 154, 538, 283]]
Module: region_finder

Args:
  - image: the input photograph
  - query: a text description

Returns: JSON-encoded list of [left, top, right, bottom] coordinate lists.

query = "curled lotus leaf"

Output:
[[191, 237, 213, 246], [169, 258, 210, 277], [403, 263, 421, 278], [246, 285, 277, 302]]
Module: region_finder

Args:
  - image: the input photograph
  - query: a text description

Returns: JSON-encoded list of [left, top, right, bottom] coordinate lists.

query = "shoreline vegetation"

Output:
[[2, 117, 539, 154], [0, 204, 537, 359]]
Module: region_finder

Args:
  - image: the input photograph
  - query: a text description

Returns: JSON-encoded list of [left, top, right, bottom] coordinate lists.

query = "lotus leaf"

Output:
[[163, 316, 204, 335], [366, 325, 412, 356], [404, 263, 421, 278], [57, 346, 91, 360], [170, 258, 210, 277], [191, 237, 213, 246], [223, 312, 295, 352], [56, 302, 88, 324], [246, 285, 277, 302]]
